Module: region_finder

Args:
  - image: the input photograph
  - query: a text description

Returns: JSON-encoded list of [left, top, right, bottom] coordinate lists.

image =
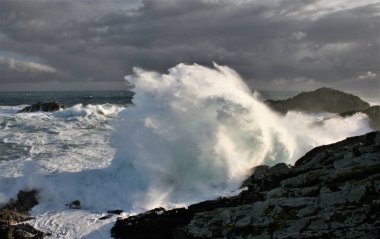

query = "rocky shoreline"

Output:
[[112, 131, 380, 238], [1, 88, 379, 238]]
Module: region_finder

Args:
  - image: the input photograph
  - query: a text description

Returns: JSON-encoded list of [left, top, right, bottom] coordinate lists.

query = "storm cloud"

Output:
[[0, 0, 379, 93]]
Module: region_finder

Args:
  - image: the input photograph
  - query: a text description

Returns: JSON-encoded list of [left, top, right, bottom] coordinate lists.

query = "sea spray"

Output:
[[111, 63, 290, 209], [111, 63, 372, 209]]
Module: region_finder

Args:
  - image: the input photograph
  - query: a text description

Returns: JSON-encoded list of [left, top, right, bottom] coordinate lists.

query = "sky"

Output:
[[0, 0, 379, 94]]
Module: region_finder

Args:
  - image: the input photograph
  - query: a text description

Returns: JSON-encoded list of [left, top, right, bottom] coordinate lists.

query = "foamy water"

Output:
[[0, 63, 373, 238]]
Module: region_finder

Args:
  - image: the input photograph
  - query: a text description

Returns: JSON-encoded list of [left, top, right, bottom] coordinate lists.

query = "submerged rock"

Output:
[[18, 101, 65, 113], [111, 131, 380, 238], [266, 87, 370, 114]]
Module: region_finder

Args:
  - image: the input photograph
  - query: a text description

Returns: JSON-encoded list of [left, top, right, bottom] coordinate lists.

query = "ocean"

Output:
[[0, 64, 375, 238]]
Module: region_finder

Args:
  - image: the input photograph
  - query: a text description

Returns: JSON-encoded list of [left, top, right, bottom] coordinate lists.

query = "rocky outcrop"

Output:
[[18, 102, 65, 113], [2, 190, 39, 213], [111, 131, 380, 239], [0, 190, 46, 239], [266, 87, 370, 114], [340, 105, 380, 130]]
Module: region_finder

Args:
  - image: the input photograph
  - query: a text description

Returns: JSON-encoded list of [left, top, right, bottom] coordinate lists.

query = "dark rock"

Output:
[[67, 200, 81, 209], [294, 131, 379, 167], [2, 190, 39, 213], [340, 105, 380, 130], [266, 87, 370, 114], [108, 210, 124, 215], [1, 190, 46, 239], [187, 197, 241, 213], [241, 165, 270, 188], [99, 209, 125, 220], [111, 131, 380, 239], [99, 215, 113, 220], [111, 197, 244, 239], [0, 222, 45, 239], [111, 207, 193, 239], [0, 209, 34, 225], [18, 102, 65, 113], [267, 162, 291, 176]]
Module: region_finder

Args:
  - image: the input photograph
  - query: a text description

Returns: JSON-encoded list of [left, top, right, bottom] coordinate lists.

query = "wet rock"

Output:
[[99, 214, 113, 220], [1, 190, 46, 239], [18, 101, 65, 113], [0, 209, 33, 225], [99, 210, 124, 220], [111, 207, 193, 239], [111, 131, 380, 239], [2, 190, 39, 214], [108, 210, 124, 215], [0, 222, 45, 239], [67, 200, 81, 209]]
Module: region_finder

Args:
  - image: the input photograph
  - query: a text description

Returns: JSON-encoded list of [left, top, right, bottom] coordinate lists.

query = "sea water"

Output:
[[0, 63, 374, 238]]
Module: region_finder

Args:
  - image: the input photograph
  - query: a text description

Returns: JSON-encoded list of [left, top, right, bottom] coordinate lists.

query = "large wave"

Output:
[[110, 63, 371, 209]]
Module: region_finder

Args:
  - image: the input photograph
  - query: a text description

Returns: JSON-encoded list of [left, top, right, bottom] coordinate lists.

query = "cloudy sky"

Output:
[[0, 0, 379, 94]]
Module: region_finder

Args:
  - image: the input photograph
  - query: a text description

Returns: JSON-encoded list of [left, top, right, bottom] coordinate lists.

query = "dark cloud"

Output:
[[0, 0, 379, 94]]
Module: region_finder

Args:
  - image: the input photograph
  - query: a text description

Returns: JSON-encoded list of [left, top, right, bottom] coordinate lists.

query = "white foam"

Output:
[[30, 209, 118, 239], [0, 104, 124, 205]]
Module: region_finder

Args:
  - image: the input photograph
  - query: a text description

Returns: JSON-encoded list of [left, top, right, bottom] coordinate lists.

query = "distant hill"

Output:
[[266, 87, 370, 114]]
